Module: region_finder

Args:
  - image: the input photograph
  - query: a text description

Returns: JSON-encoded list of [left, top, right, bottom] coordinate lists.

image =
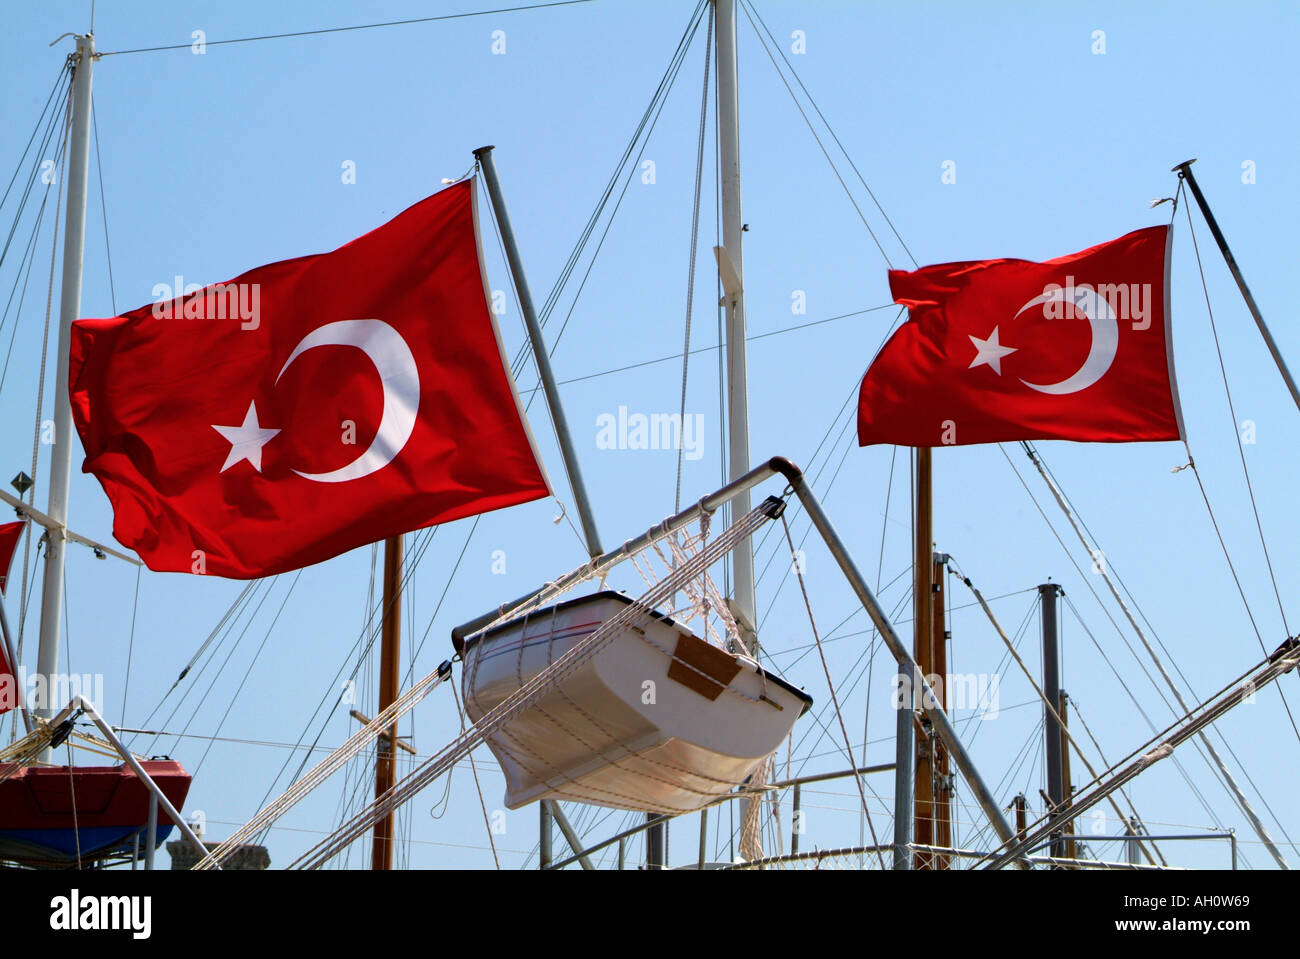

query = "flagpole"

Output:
[[1173, 158, 1300, 414], [372, 534, 402, 869], [472, 145, 603, 871], [472, 146, 603, 561], [36, 33, 94, 761]]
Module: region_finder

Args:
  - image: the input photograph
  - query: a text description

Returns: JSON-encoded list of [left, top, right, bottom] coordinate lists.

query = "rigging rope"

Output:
[[675, 5, 713, 513], [1179, 185, 1295, 655], [451, 681, 501, 869], [99, 1, 598, 56], [950, 560, 1160, 866], [737, 0, 894, 269], [980, 640, 1300, 870], [1016, 442, 1290, 869], [194, 663, 453, 869], [779, 512, 889, 869]]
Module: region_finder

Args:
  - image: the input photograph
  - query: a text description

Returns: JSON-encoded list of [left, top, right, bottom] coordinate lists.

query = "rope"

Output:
[[194, 665, 452, 869], [1018, 441, 1289, 869], [91, 102, 117, 314], [451, 680, 500, 870], [737, 0, 894, 268], [999, 445, 1236, 832], [99, 2, 598, 56], [120, 565, 141, 727], [65, 739, 81, 868], [981, 642, 1300, 870], [740, 0, 917, 267], [951, 562, 1160, 866], [675, 5, 713, 513], [1066, 695, 1168, 867], [779, 512, 889, 870], [1180, 186, 1296, 657]]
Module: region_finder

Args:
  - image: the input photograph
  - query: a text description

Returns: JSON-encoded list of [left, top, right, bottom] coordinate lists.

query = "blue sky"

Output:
[[2, 0, 1298, 869]]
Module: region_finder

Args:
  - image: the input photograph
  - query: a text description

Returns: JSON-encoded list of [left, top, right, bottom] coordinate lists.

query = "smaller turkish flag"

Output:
[[858, 225, 1183, 447], [70, 180, 551, 578]]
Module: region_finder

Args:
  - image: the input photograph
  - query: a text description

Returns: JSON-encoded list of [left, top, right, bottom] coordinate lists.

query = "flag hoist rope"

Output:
[[289, 501, 775, 870], [1019, 442, 1289, 869]]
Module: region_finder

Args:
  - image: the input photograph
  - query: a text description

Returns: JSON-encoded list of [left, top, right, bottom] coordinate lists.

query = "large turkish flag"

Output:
[[69, 180, 550, 578], [858, 225, 1183, 447]]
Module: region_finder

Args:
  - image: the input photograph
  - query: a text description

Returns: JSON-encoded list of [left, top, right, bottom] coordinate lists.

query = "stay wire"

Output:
[[744, 0, 917, 267], [99, 1, 599, 56], [737, 0, 894, 269], [1001, 445, 1232, 832], [675, 5, 713, 513], [1180, 185, 1293, 644]]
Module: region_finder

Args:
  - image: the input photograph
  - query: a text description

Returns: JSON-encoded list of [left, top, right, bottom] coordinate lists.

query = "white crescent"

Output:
[[1014, 284, 1118, 395], [275, 318, 420, 483]]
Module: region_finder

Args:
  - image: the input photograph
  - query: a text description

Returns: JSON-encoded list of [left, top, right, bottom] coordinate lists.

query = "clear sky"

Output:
[[2, 0, 1298, 870]]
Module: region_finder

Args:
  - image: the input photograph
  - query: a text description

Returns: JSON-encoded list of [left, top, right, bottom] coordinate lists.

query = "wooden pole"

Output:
[[1060, 690, 1077, 863], [912, 447, 934, 869], [373, 534, 402, 870], [931, 552, 951, 869]]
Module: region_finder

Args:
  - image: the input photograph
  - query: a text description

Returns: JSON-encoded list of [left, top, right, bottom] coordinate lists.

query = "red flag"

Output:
[[69, 180, 550, 578], [0, 521, 21, 594], [0, 520, 21, 713], [858, 225, 1182, 447]]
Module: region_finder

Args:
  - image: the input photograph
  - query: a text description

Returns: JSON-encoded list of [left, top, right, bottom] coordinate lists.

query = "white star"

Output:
[[967, 326, 1018, 375], [212, 401, 281, 474]]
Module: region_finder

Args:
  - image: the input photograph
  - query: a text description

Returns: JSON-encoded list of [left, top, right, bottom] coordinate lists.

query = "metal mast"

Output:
[[715, 0, 756, 646], [36, 33, 94, 760], [1039, 583, 1064, 860], [714, 0, 764, 863]]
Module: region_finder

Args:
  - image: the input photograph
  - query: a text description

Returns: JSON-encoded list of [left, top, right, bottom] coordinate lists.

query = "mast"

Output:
[[911, 449, 934, 867], [1172, 159, 1300, 414], [372, 534, 402, 869], [472, 145, 601, 872], [714, 0, 762, 863], [1039, 582, 1064, 861], [714, 0, 755, 645], [35, 33, 94, 761]]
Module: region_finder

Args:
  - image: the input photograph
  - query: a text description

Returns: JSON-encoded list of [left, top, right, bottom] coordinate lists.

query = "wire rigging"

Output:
[[98, 1, 598, 57]]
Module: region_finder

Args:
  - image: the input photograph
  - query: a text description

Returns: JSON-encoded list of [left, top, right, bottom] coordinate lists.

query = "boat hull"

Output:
[[0, 760, 191, 866], [461, 591, 812, 814]]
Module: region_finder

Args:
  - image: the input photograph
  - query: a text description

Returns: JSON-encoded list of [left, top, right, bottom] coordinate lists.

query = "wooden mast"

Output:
[[372, 534, 402, 870], [929, 551, 952, 867], [912, 447, 936, 868]]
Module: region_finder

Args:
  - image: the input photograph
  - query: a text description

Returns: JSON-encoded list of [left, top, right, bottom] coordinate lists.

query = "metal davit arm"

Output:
[[450, 455, 1019, 861]]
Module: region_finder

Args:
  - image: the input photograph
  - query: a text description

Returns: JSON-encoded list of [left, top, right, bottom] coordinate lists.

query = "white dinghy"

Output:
[[455, 591, 812, 814]]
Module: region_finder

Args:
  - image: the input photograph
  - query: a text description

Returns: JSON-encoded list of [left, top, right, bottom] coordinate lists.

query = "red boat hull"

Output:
[[0, 760, 192, 866]]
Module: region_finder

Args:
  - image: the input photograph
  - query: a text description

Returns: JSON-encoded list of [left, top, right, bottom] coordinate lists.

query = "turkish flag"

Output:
[[69, 180, 551, 578], [858, 225, 1183, 447]]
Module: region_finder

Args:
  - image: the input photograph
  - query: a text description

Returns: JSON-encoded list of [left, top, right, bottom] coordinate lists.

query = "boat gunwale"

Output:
[[456, 589, 814, 712]]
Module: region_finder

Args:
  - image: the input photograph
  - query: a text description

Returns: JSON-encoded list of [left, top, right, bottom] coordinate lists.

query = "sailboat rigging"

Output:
[[0, 1, 1295, 875]]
